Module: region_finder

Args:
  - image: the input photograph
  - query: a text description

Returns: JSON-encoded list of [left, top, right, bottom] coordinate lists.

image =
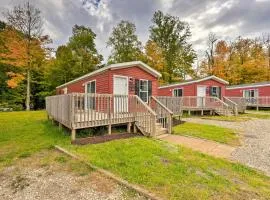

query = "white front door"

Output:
[[113, 76, 128, 112], [197, 86, 206, 107]]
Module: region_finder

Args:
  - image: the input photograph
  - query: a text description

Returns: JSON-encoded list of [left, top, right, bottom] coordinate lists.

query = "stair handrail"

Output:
[[151, 96, 173, 115], [213, 97, 230, 115], [150, 96, 173, 134], [134, 95, 157, 137], [223, 96, 238, 115]]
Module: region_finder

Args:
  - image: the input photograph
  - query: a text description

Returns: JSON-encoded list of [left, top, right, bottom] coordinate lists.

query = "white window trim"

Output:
[[139, 79, 149, 103], [243, 89, 258, 98], [84, 80, 96, 110], [172, 88, 183, 97], [84, 80, 96, 94], [113, 75, 129, 96], [62, 87, 68, 94]]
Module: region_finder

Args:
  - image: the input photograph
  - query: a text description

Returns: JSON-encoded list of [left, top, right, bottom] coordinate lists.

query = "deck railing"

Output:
[[46, 93, 157, 137], [245, 97, 270, 107], [149, 96, 173, 134], [224, 97, 246, 113], [223, 97, 238, 115], [181, 96, 228, 109], [155, 96, 183, 116]]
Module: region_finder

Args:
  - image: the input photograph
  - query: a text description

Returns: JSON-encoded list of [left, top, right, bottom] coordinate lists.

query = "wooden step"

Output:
[[156, 134, 169, 139]]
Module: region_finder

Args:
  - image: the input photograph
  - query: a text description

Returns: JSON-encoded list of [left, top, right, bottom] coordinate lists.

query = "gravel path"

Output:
[[0, 151, 145, 200], [184, 118, 270, 176]]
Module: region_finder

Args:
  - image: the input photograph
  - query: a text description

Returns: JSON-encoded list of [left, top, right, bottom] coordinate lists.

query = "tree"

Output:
[[143, 40, 166, 83], [262, 33, 270, 80], [4, 1, 43, 110], [107, 20, 143, 63], [149, 10, 196, 82], [205, 33, 218, 75], [200, 36, 268, 85], [68, 25, 103, 76]]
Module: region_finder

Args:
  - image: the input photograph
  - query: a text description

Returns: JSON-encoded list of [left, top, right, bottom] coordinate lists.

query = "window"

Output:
[[173, 88, 183, 97], [85, 80, 96, 109], [243, 89, 258, 98], [86, 81, 96, 94], [210, 86, 221, 99], [62, 87, 67, 94], [139, 80, 148, 102]]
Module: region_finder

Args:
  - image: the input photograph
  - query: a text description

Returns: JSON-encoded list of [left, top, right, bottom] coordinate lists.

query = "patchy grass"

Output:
[[63, 138, 270, 200], [0, 111, 70, 168], [2, 111, 270, 199], [201, 115, 252, 122], [244, 113, 270, 119], [173, 122, 240, 146]]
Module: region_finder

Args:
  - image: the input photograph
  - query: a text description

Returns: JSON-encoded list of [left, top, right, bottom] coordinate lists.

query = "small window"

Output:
[[173, 88, 183, 97], [210, 86, 221, 99], [62, 87, 67, 94], [139, 80, 148, 102], [85, 81, 96, 109], [86, 81, 96, 94], [243, 89, 258, 98]]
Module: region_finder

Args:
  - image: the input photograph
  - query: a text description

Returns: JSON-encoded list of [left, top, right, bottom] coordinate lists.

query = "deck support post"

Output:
[[71, 129, 76, 141], [256, 106, 259, 111], [210, 110, 213, 115], [127, 122, 131, 133], [108, 124, 112, 135], [133, 123, 137, 133], [58, 123, 62, 130], [188, 110, 191, 116], [201, 110, 204, 116]]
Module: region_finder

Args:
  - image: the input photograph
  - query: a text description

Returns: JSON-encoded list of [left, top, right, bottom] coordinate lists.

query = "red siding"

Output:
[[158, 79, 226, 97], [225, 85, 270, 97], [56, 65, 158, 96]]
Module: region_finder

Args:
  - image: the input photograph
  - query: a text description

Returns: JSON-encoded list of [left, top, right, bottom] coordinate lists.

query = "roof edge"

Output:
[[56, 61, 161, 89], [158, 75, 229, 89], [226, 83, 270, 90]]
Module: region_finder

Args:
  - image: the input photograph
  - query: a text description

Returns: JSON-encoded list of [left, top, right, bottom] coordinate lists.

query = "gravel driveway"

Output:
[[184, 118, 270, 176], [0, 151, 144, 200]]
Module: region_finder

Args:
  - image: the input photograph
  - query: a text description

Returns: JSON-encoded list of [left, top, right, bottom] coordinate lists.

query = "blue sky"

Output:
[[1, 0, 270, 62]]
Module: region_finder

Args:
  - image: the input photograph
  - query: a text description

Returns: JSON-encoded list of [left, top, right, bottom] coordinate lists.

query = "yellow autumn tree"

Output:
[[144, 40, 167, 83]]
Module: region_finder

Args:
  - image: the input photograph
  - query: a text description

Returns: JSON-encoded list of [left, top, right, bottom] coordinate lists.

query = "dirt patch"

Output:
[[72, 133, 141, 145], [0, 150, 145, 200]]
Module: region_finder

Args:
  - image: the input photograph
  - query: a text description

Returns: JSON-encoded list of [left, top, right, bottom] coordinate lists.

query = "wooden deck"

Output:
[[226, 97, 270, 111], [46, 93, 173, 140]]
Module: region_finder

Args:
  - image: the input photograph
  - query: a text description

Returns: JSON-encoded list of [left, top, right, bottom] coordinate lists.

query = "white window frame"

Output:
[[62, 87, 68, 94], [210, 86, 221, 99], [172, 88, 183, 97], [139, 79, 149, 103], [243, 89, 258, 98], [84, 80, 96, 110], [84, 80, 96, 94]]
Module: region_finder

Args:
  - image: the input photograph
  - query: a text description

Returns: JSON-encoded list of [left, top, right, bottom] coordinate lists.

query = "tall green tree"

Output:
[[107, 20, 143, 63], [46, 25, 102, 92], [68, 25, 103, 77], [149, 10, 196, 82], [4, 1, 44, 110]]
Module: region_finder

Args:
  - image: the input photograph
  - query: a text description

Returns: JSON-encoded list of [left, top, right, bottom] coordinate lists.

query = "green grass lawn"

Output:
[[1, 111, 270, 199], [64, 138, 270, 200], [0, 111, 69, 168], [173, 122, 240, 146], [201, 115, 252, 122]]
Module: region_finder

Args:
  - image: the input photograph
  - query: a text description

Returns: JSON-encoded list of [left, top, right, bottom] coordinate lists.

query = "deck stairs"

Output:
[[214, 107, 234, 116], [155, 122, 168, 137]]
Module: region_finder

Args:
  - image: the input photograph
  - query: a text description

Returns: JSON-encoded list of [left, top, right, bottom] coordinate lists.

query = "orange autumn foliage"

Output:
[[6, 72, 25, 88], [0, 27, 28, 67]]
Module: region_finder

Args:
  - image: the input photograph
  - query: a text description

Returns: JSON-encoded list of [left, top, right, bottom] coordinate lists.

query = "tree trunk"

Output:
[[25, 69, 31, 111]]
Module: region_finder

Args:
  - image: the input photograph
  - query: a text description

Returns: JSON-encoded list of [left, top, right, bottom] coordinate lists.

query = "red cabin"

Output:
[[158, 75, 229, 99], [225, 82, 270, 98], [56, 61, 161, 103]]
